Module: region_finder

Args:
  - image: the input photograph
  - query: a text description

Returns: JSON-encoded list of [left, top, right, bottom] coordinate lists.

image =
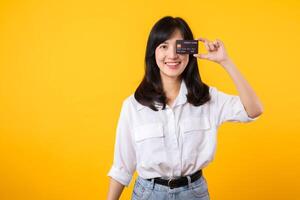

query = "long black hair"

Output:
[[134, 16, 211, 111]]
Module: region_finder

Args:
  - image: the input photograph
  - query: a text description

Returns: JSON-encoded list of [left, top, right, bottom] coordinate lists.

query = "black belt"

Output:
[[147, 170, 202, 189]]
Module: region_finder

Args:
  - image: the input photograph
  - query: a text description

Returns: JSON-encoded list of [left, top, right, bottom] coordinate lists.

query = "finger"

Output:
[[193, 53, 211, 60], [213, 40, 219, 48], [208, 42, 215, 51], [216, 39, 224, 47], [196, 37, 215, 52], [196, 37, 209, 43], [197, 37, 211, 51], [196, 37, 209, 45]]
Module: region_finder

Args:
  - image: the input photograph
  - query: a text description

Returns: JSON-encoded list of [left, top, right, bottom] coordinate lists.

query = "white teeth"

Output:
[[165, 62, 180, 66]]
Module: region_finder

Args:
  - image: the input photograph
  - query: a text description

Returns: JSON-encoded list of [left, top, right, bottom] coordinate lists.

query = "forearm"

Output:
[[107, 178, 125, 200], [220, 59, 264, 118]]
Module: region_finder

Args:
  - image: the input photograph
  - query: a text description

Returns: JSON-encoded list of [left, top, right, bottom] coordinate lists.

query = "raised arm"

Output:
[[220, 59, 263, 118], [193, 37, 263, 118]]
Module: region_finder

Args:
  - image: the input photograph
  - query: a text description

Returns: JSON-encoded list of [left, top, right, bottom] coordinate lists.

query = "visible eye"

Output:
[[160, 45, 167, 49]]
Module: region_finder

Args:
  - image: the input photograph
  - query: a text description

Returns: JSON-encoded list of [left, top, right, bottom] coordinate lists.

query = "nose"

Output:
[[168, 45, 179, 59]]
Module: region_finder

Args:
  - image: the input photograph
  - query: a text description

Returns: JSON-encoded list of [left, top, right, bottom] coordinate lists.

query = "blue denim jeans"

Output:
[[131, 175, 210, 200]]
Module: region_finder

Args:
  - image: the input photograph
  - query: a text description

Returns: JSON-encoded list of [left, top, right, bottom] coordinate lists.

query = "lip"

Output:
[[164, 61, 181, 69]]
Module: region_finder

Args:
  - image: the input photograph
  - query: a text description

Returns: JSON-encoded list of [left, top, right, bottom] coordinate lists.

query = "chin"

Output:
[[161, 70, 183, 79]]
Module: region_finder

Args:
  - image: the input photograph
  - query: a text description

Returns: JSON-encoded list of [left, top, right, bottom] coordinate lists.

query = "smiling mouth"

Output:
[[164, 61, 181, 68]]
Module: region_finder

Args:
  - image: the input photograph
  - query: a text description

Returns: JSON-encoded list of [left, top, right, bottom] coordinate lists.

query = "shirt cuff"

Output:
[[107, 165, 133, 186], [237, 96, 261, 122]]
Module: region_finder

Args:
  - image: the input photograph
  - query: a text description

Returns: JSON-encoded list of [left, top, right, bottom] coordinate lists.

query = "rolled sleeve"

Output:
[[108, 165, 133, 186], [210, 86, 260, 126], [107, 99, 136, 186], [235, 95, 260, 122]]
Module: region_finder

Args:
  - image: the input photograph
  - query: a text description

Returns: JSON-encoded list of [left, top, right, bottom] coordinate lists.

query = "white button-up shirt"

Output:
[[108, 81, 259, 186]]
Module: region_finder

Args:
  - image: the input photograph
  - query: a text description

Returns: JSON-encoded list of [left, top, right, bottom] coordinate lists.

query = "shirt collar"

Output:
[[136, 80, 188, 111], [173, 80, 188, 107]]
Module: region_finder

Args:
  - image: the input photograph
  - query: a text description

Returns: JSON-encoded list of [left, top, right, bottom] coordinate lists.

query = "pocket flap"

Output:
[[180, 117, 210, 133], [134, 123, 164, 142]]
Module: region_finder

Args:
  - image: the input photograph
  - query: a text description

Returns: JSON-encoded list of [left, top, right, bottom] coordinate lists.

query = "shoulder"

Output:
[[121, 93, 144, 111], [207, 85, 219, 103], [207, 85, 234, 106], [208, 85, 218, 96], [208, 85, 232, 99]]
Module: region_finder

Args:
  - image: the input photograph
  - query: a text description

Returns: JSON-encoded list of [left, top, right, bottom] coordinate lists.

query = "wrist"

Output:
[[219, 59, 234, 67], [219, 59, 237, 72]]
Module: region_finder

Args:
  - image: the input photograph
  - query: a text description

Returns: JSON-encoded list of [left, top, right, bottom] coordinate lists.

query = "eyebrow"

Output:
[[162, 41, 169, 44]]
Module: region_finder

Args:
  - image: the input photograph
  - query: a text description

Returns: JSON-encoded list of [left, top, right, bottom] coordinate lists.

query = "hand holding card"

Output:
[[193, 38, 231, 65]]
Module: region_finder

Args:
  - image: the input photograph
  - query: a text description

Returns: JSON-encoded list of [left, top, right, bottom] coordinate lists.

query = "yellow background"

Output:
[[1, 0, 299, 199]]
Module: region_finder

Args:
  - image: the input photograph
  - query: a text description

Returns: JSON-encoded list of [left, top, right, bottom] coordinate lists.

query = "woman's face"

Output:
[[155, 29, 189, 81]]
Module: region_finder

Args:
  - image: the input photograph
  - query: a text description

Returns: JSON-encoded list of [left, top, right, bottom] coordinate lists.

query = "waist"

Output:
[[146, 170, 202, 189]]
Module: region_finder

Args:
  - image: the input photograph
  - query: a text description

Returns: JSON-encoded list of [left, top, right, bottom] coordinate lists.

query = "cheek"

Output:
[[155, 50, 165, 63], [181, 55, 189, 65]]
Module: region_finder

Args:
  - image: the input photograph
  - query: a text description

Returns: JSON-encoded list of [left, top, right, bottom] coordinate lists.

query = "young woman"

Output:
[[107, 16, 263, 200]]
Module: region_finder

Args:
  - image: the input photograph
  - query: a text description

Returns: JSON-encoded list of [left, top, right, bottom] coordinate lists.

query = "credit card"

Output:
[[176, 40, 198, 54]]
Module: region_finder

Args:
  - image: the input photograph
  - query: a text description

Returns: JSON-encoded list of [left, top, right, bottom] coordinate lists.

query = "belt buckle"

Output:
[[167, 178, 175, 189]]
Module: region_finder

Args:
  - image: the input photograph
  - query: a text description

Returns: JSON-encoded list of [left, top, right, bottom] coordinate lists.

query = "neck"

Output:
[[161, 77, 181, 100]]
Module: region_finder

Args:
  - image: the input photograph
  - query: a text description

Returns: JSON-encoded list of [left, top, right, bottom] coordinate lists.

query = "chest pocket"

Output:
[[133, 123, 167, 166], [180, 117, 211, 158], [134, 123, 164, 142]]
